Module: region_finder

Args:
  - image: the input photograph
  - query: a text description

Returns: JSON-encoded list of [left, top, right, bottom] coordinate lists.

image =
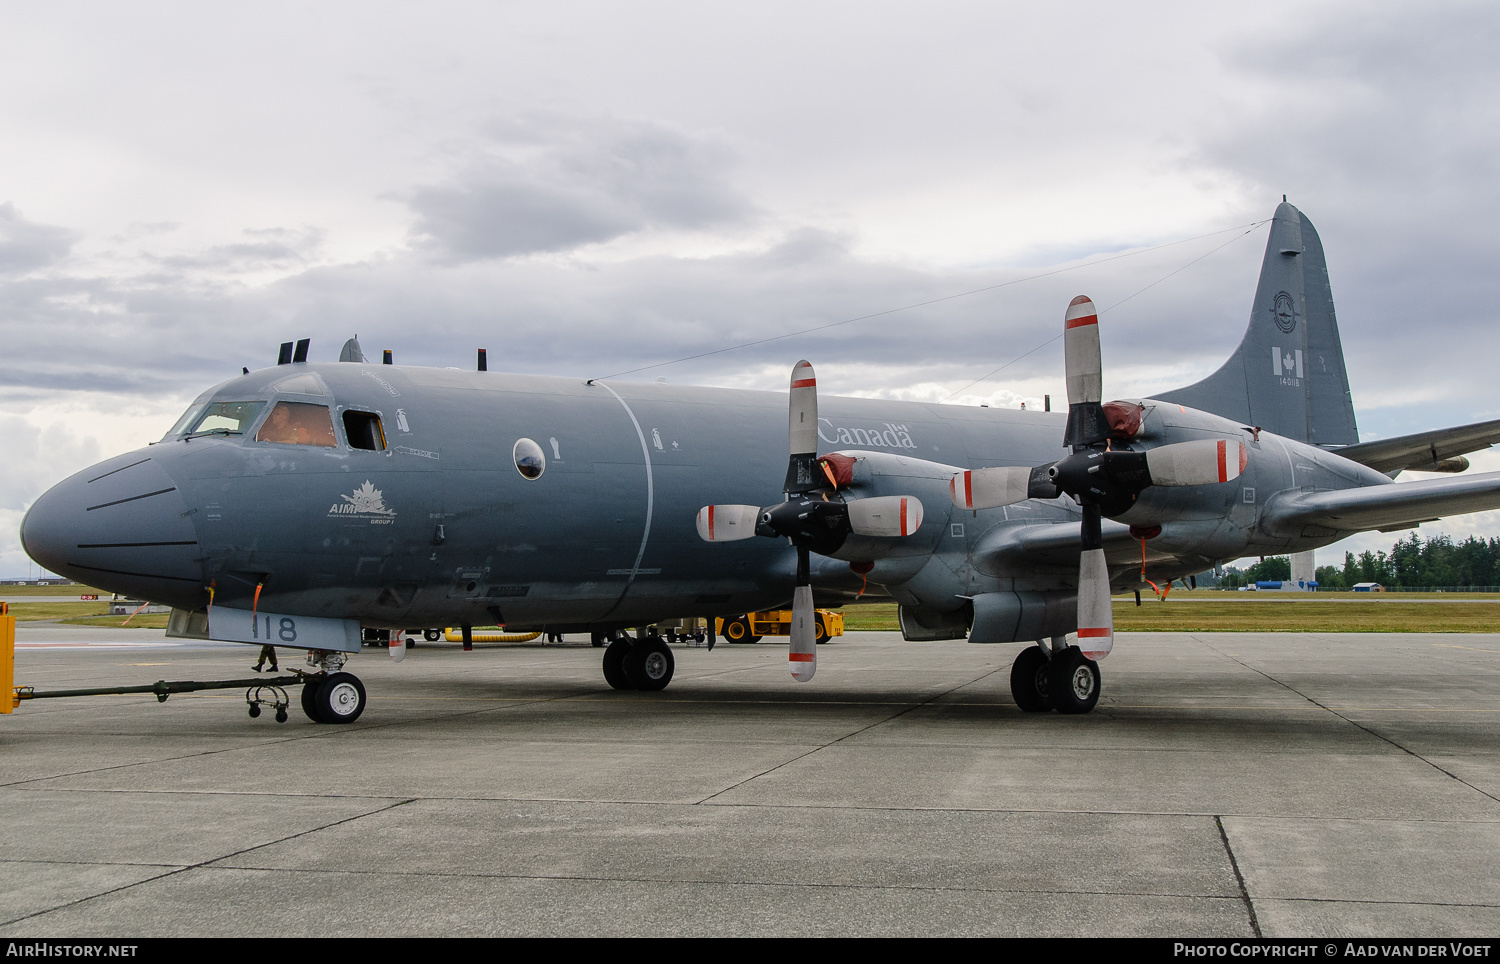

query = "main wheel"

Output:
[[304, 672, 367, 724], [603, 638, 633, 689], [723, 617, 752, 643], [1009, 645, 1053, 713], [623, 636, 675, 691], [423, 628, 442, 642], [1047, 646, 1100, 715]]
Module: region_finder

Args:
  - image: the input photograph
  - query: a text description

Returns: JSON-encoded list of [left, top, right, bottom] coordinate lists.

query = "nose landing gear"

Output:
[[298, 650, 368, 723]]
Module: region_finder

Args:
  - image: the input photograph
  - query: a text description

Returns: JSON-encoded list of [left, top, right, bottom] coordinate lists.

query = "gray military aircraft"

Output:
[[20, 201, 1500, 723]]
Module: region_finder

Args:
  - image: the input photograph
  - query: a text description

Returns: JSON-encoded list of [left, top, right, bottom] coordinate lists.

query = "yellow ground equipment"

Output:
[[443, 627, 543, 643], [3, 602, 14, 713], [716, 609, 843, 644]]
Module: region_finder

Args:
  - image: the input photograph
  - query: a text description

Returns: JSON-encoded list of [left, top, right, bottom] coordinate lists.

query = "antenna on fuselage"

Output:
[[292, 339, 310, 363], [277, 342, 293, 365], [383, 350, 393, 365], [477, 348, 488, 372]]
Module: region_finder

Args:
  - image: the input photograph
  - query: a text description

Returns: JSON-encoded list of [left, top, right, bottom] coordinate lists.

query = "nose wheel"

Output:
[[300, 672, 367, 723], [1009, 644, 1100, 715]]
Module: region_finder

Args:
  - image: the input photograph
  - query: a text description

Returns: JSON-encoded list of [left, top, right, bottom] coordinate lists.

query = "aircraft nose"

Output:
[[21, 452, 204, 607]]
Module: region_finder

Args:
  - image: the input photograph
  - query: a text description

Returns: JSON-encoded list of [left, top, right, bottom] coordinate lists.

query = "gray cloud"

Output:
[[151, 226, 326, 271], [0, 203, 77, 275], [406, 113, 752, 261]]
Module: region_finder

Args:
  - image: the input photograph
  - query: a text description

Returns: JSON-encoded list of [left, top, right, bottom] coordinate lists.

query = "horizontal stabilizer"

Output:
[[1329, 419, 1500, 475], [1264, 471, 1500, 535]]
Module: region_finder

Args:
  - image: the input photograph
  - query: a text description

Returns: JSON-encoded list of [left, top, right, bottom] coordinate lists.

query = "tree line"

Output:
[[1212, 533, 1500, 590]]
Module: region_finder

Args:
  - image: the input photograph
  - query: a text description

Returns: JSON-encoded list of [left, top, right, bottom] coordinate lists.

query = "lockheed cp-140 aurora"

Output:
[[21, 202, 1500, 723]]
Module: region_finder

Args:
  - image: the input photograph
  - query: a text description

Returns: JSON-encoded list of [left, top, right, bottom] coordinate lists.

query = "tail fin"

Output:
[[1156, 202, 1358, 445]]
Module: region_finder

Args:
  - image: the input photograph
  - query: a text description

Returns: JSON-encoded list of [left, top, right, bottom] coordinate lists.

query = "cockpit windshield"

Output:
[[255, 401, 337, 447], [170, 401, 267, 439]]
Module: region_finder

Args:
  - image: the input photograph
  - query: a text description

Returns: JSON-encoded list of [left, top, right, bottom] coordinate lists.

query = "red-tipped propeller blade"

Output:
[[1146, 438, 1248, 486], [1063, 296, 1108, 449], [1076, 546, 1114, 660], [949, 466, 1033, 510], [789, 584, 817, 682], [695, 504, 762, 542], [1064, 296, 1103, 408], [846, 495, 923, 537], [785, 360, 820, 494]]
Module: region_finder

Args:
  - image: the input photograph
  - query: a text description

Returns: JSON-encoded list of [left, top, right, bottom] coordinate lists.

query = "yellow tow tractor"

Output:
[[716, 609, 844, 644]]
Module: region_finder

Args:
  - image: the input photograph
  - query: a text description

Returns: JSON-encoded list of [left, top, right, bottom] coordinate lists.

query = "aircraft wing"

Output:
[[1328, 419, 1500, 474], [973, 517, 1149, 570], [1264, 471, 1500, 534]]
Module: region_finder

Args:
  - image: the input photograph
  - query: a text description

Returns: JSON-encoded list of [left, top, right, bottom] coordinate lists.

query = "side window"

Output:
[[343, 411, 386, 451], [256, 401, 337, 447]]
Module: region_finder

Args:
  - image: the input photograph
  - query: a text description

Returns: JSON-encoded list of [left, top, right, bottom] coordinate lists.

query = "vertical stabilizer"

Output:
[[1156, 203, 1358, 445]]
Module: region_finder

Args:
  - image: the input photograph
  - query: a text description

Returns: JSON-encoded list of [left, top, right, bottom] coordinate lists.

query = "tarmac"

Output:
[[2, 626, 1498, 938]]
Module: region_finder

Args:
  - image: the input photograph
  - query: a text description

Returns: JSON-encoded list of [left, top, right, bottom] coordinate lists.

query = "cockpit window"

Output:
[[165, 404, 207, 439], [273, 373, 325, 395], [255, 401, 337, 447], [176, 401, 266, 438], [343, 411, 386, 451]]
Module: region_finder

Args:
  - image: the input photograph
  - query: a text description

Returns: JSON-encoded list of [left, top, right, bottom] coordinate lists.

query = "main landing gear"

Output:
[[601, 631, 675, 692], [1009, 638, 1101, 715]]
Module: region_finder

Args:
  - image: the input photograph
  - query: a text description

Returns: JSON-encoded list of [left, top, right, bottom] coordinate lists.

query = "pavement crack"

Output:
[[1215, 814, 1262, 938], [0, 798, 417, 929], [1197, 636, 1500, 807], [692, 663, 1009, 805]]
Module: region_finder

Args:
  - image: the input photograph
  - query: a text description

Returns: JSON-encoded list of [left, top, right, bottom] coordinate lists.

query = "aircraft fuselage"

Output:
[[21, 361, 1390, 636]]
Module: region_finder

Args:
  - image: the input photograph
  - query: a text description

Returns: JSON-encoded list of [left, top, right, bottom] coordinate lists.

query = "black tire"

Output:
[[723, 618, 752, 643], [1047, 646, 1100, 715], [623, 636, 675, 691], [300, 678, 326, 723], [1009, 645, 1053, 713], [423, 628, 442, 642], [603, 638, 633, 689], [815, 617, 830, 645], [310, 672, 367, 724]]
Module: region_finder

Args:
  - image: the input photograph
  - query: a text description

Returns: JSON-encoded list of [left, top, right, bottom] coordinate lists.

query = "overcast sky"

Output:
[[4, 0, 1499, 579]]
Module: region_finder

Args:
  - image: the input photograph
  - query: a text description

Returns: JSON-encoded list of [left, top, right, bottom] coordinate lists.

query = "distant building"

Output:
[[1255, 580, 1317, 591], [1352, 582, 1385, 592]]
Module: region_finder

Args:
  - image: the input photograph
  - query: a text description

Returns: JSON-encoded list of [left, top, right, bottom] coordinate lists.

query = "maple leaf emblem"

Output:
[[341, 481, 393, 514]]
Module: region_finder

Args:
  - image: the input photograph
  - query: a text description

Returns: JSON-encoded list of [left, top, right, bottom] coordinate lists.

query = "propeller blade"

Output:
[[950, 466, 1033, 510], [1076, 547, 1114, 660], [1063, 296, 1108, 449], [789, 584, 817, 682], [696, 504, 763, 542], [785, 360, 820, 494], [1145, 438, 1248, 486], [846, 495, 923, 537], [388, 631, 406, 662], [1076, 502, 1113, 660], [1064, 296, 1102, 406]]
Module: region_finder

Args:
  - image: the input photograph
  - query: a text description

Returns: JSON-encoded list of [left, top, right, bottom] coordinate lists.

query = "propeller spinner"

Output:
[[697, 361, 924, 682]]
